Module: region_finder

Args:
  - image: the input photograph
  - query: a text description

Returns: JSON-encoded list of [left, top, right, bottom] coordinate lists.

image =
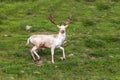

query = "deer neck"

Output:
[[58, 31, 66, 41]]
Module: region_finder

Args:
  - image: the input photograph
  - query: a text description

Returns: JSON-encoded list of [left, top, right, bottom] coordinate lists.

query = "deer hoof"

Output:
[[34, 58, 40, 62], [60, 57, 66, 61], [36, 60, 43, 66]]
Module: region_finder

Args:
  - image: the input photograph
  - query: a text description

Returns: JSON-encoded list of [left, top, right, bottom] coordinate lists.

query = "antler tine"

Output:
[[49, 14, 57, 25], [64, 14, 73, 25]]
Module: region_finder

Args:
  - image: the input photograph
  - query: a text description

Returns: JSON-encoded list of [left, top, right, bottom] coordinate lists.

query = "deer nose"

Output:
[[61, 30, 65, 33]]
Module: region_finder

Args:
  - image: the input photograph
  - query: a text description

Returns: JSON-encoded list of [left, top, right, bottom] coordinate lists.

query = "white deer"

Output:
[[26, 14, 72, 63]]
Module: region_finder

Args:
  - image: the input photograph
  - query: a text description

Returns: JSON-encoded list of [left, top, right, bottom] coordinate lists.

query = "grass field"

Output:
[[0, 0, 120, 80]]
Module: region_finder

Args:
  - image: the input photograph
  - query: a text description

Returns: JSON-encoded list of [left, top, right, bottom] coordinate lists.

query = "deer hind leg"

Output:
[[30, 50, 36, 61], [31, 46, 40, 61]]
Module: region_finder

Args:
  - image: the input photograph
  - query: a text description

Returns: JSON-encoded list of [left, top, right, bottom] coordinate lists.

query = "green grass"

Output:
[[0, 0, 120, 80]]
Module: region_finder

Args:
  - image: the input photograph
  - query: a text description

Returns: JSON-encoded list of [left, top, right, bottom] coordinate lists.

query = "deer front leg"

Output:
[[59, 46, 66, 60], [51, 47, 55, 63]]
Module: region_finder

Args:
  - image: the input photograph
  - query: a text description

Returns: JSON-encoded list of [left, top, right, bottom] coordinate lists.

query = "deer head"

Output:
[[49, 14, 73, 34]]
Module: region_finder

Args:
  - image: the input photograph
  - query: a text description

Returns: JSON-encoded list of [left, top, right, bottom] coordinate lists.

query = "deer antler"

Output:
[[49, 14, 57, 25], [64, 14, 73, 25]]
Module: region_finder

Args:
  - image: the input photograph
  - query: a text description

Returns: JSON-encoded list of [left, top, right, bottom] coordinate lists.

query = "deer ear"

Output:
[[65, 25, 68, 28], [57, 25, 61, 28]]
